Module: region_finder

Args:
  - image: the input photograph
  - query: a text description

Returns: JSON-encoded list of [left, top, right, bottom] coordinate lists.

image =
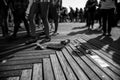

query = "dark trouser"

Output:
[[0, 6, 8, 37], [29, 2, 50, 38], [87, 11, 95, 28], [101, 8, 115, 34], [12, 9, 30, 37], [49, 5, 59, 33]]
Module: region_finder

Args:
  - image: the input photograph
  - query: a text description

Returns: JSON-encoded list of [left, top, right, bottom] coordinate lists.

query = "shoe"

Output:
[[52, 32, 59, 36], [25, 36, 38, 44], [39, 37, 51, 44]]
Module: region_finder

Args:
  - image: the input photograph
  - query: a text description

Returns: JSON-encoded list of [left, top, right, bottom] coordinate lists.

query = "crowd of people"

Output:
[[59, 0, 120, 37], [0, 0, 62, 43], [0, 0, 62, 42], [0, 0, 120, 43], [85, 0, 120, 36], [59, 7, 85, 22]]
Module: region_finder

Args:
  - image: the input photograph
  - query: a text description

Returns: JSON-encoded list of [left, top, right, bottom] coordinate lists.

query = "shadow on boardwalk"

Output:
[[68, 25, 120, 66]]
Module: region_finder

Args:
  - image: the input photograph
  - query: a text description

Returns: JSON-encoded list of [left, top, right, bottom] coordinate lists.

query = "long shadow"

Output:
[[70, 30, 120, 67], [68, 24, 120, 68], [0, 31, 45, 52], [72, 25, 88, 30], [86, 35, 120, 66], [109, 37, 120, 66], [68, 28, 102, 36]]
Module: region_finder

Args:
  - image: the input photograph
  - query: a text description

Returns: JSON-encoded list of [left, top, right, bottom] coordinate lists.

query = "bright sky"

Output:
[[62, 0, 87, 12], [62, 0, 100, 12]]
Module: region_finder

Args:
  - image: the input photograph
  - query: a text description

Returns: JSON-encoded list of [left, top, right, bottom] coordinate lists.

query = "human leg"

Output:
[[40, 2, 50, 39], [101, 9, 107, 35], [28, 2, 39, 37]]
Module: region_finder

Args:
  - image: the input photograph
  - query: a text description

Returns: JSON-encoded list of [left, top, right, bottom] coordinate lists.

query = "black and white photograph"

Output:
[[0, 0, 120, 80]]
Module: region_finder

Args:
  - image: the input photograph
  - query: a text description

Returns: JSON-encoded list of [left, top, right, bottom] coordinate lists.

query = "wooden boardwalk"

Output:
[[0, 34, 120, 80]]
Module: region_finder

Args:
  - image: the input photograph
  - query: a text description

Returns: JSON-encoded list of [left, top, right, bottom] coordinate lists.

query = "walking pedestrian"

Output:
[[85, 0, 98, 30], [9, 0, 30, 39], [100, 0, 117, 36], [28, 0, 62, 43]]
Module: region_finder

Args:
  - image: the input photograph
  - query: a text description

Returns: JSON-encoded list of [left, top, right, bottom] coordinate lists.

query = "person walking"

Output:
[[85, 0, 98, 30], [100, 0, 117, 36], [9, 0, 30, 39], [27, 0, 62, 44]]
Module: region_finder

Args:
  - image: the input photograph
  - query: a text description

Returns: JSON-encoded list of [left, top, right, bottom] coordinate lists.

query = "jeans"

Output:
[[100, 8, 115, 34]]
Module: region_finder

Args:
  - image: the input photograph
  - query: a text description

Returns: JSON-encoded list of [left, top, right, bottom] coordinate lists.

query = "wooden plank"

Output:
[[70, 42, 120, 80], [77, 38, 120, 76], [8, 55, 49, 61], [20, 69, 32, 80], [0, 77, 20, 80], [56, 51, 77, 80], [0, 70, 21, 78], [21, 46, 36, 51], [12, 50, 55, 57], [76, 38, 120, 69], [86, 54, 120, 80], [66, 44, 101, 80], [74, 40, 120, 80], [50, 54, 66, 80], [0, 43, 26, 53], [61, 47, 89, 80], [82, 34, 120, 55], [0, 44, 36, 60], [43, 58, 55, 80], [82, 35, 120, 61], [0, 64, 32, 72], [70, 42, 119, 80], [7, 77, 19, 80], [77, 35, 120, 63], [77, 35, 120, 67], [0, 58, 42, 66], [32, 63, 43, 80], [76, 39, 120, 75]]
